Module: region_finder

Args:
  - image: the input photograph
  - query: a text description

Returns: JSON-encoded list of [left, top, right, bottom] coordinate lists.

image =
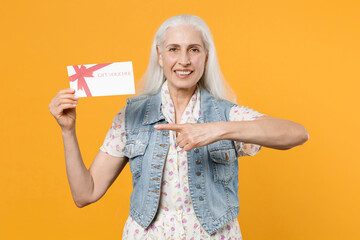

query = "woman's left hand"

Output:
[[155, 123, 222, 151]]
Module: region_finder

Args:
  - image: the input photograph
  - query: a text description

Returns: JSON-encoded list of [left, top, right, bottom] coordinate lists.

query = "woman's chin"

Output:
[[167, 79, 199, 92]]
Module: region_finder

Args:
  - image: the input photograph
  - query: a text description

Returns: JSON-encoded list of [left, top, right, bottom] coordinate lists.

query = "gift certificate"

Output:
[[67, 61, 135, 97]]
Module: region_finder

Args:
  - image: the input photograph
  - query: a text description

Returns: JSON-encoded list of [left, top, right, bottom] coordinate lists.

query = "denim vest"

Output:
[[124, 86, 238, 235]]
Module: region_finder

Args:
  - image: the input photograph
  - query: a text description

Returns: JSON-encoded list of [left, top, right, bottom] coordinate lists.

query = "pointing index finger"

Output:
[[155, 124, 183, 132]]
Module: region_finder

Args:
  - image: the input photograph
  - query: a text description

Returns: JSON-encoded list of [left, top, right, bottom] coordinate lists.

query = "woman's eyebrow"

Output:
[[188, 43, 204, 48], [165, 44, 180, 48], [188, 44, 203, 48], [165, 43, 203, 48]]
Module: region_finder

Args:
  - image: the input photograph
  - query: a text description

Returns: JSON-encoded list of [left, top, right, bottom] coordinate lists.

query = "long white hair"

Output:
[[138, 15, 236, 102]]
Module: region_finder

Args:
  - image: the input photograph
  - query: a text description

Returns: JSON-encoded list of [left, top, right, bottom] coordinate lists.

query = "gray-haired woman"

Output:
[[49, 15, 309, 239]]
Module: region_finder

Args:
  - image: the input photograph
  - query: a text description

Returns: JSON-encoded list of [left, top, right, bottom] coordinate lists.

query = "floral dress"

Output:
[[100, 81, 265, 239]]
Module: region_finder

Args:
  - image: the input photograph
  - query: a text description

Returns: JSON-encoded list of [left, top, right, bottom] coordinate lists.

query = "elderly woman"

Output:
[[49, 15, 308, 239]]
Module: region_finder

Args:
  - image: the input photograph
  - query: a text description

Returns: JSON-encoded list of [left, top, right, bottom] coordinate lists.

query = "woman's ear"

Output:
[[156, 45, 163, 67]]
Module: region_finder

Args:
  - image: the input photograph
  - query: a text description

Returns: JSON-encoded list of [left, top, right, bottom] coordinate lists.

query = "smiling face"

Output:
[[157, 25, 207, 94]]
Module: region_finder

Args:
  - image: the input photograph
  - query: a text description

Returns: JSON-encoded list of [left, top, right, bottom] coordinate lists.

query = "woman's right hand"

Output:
[[49, 88, 79, 132]]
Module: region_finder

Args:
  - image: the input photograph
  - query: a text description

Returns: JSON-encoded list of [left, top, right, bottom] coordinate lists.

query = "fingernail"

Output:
[[74, 95, 80, 100], [154, 125, 159, 129]]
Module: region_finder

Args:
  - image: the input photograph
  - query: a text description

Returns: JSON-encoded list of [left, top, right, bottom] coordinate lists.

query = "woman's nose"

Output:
[[178, 51, 190, 65]]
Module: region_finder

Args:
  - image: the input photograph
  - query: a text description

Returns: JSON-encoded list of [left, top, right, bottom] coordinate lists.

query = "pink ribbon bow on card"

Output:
[[69, 63, 112, 96]]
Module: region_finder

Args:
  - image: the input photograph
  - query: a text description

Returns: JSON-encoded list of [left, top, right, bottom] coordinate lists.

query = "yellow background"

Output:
[[1, 0, 359, 239]]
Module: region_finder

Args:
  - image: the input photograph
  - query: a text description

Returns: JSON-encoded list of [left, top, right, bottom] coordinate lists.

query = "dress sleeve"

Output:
[[99, 106, 127, 157], [229, 105, 266, 157]]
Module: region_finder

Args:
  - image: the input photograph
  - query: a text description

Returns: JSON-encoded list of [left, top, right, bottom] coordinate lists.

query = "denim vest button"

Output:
[[196, 184, 201, 189], [199, 196, 204, 201], [194, 148, 199, 153], [196, 159, 201, 164], [196, 171, 201, 176]]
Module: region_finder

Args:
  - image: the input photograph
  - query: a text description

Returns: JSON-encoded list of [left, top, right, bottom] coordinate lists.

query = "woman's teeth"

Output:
[[175, 71, 192, 76]]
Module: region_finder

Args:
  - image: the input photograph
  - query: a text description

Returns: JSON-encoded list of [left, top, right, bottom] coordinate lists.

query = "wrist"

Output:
[[213, 121, 229, 141], [61, 127, 76, 137], [216, 121, 244, 142]]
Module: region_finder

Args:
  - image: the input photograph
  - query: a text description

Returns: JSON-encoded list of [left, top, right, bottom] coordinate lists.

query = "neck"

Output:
[[167, 84, 197, 124]]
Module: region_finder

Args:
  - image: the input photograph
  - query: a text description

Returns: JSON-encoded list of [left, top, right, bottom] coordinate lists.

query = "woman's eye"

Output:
[[190, 48, 200, 52], [169, 48, 177, 52]]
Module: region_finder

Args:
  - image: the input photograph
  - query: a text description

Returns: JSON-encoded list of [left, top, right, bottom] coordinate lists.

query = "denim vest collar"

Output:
[[141, 87, 165, 125], [141, 84, 226, 126]]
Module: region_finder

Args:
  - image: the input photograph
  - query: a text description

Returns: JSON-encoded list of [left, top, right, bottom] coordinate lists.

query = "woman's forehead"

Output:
[[163, 25, 204, 47]]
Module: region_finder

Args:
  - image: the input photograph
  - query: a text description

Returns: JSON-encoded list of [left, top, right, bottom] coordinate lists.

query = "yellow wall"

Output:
[[1, 0, 359, 239]]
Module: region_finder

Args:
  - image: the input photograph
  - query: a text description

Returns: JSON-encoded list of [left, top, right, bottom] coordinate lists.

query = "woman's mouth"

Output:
[[174, 70, 193, 78]]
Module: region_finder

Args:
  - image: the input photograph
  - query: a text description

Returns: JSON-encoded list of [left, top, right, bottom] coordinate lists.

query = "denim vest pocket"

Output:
[[124, 133, 149, 178], [209, 148, 237, 184]]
